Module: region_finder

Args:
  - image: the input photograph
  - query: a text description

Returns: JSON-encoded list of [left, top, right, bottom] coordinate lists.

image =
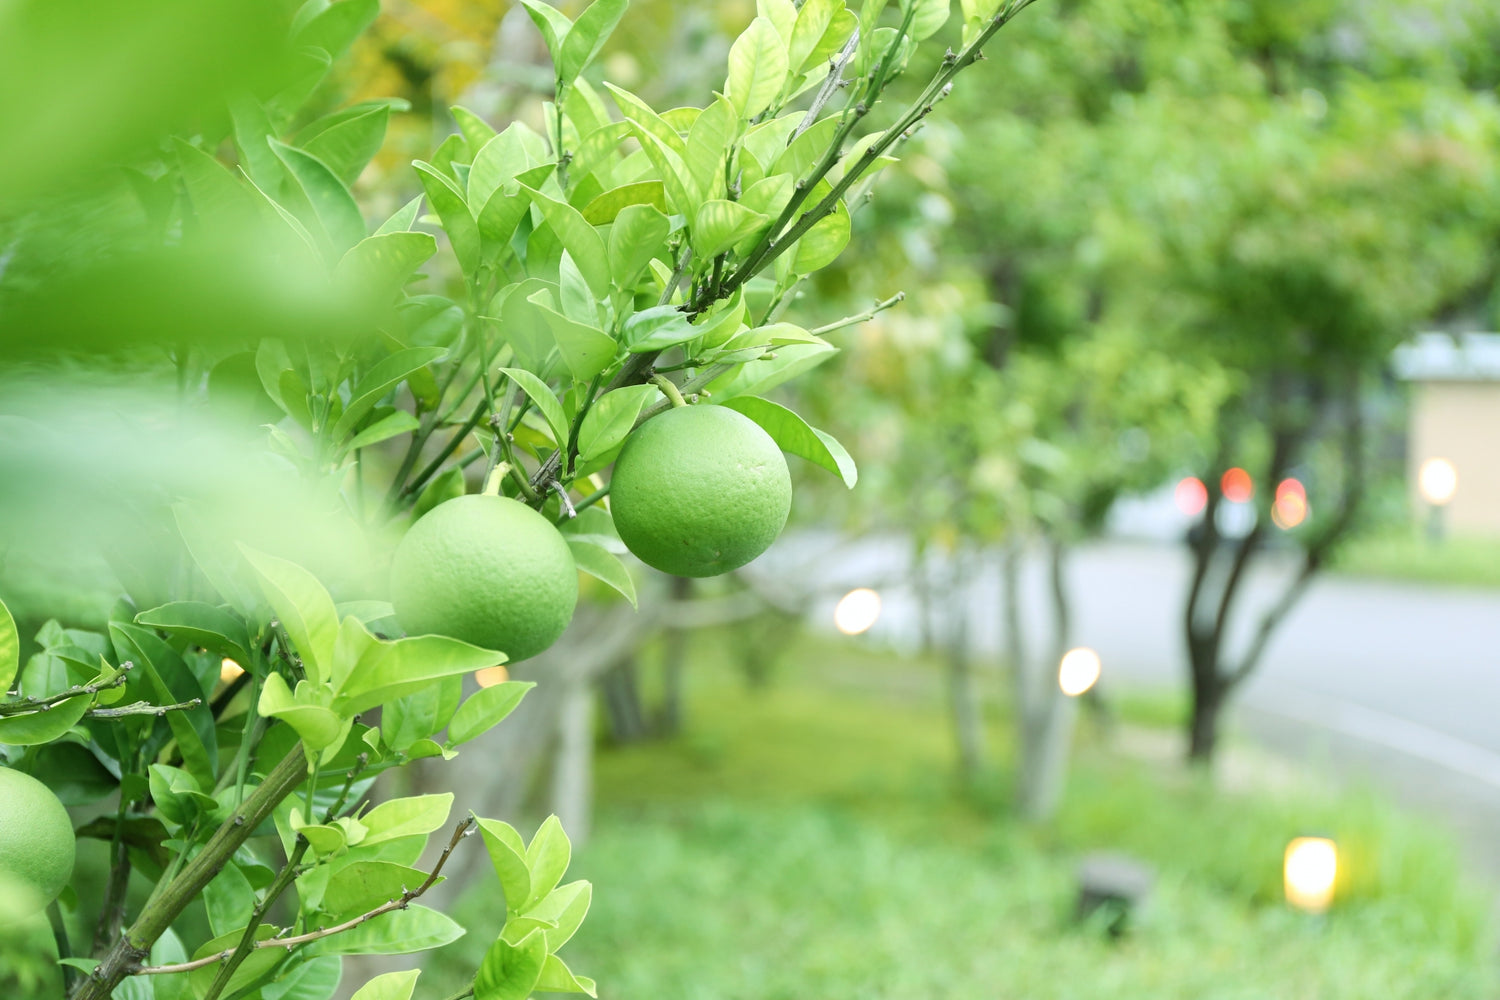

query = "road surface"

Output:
[[768, 534, 1500, 872]]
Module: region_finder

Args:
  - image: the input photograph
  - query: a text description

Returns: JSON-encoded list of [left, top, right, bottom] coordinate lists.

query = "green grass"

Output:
[[428, 630, 1496, 998], [1332, 528, 1500, 589]]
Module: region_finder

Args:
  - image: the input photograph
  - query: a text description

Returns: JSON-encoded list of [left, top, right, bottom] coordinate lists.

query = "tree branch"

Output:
[[86, 699, 201, 720], [133, 816, 474, 978], [0, 664, 132, 715]]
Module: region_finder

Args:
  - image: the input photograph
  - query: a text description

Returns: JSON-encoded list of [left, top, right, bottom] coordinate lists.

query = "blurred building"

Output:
[[1392, 332, 1500, 535]]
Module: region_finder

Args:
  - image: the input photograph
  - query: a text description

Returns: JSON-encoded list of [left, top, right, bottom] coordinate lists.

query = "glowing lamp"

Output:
[[474, 664, 510, 688], [1058, 647, 1102, 697], [1221, 467, 1254, 504], [1174, 477, 1208, 516], [1418, 458, 1457, 507], [1284, 836, 1338, 913], [834, 588, 882, 636], [219, 658, 245, 684]]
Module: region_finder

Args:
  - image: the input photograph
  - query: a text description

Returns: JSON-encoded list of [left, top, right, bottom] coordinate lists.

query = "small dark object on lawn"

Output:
[[1076, 852, 1154, 938]]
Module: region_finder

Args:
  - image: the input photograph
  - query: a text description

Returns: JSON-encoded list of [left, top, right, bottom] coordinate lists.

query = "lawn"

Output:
[[428, 630, 1495, 998], [1331, 528, 1500, 589]]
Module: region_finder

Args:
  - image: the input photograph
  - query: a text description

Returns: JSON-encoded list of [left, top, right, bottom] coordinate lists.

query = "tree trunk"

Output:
[[945, 551, 986, 779], [1015, 537, 1077, 822], [656, 576, 691, 735], [600, 655, 648, 743], [1188, 674, 1221, 762], [550, 679, 595, 844]]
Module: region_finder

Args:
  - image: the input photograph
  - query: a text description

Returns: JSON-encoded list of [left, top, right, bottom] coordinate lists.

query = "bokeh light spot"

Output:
[[475, 664, 510, 688], [1175, 477, 1208, 516], [1221, 467, 1254, 504], [834, 588, 882, 636], [1058, 647, 1102, 697], [1284, 837, 1338, 913], [220, 658, 245, 684], [1418, 457, 1457, 506]]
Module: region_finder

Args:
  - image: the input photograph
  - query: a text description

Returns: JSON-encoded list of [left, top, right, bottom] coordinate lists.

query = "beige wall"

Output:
[[1409, 380, 1500, 535]]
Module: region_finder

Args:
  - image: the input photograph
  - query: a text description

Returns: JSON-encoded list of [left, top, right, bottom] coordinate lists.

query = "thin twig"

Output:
[[86, 699, 201, 720], [792, 29, 861, 140], [0, 664, 132, 715], [808, 291, 905, 336], [132, 817, 475, 977]]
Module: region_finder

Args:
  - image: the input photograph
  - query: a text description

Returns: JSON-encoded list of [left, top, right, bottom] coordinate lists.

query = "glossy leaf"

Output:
[[527, 294, 618, 381], [448, 681, 534, 746], [271, 140, 368, 257], [335, 233, 439, 305], [520, 186, 611, 298], [499, 367, 570, 452], [349, 970, 420, 1000], [414, 161, 481, 278], [323, 861, 435, 916], [305, 904, 464, 956], [535, 954, 597, 997], [134, 602, 251, 664], [468, 124, 533, 208], [529, 880, 593, 951], [693, 199, 769, 260], [241, 548, 339, 686], [558, 0, 629, 83], [567, 540, 637, 607], [334, 633, 504, 716], [0, 597, 17, 693], [451, 105, 498, 154], [607, 203, 671, 289], [518, 0, 574, 65], [722, 396, 857, 487], [576, 383, 657, 463], [348, 410, 420, 451], [303, 105, 389, 186], [360, 793, 454, 846], [726, 17, 789, 119], [475, 929, 547, 1000], [476, 818, 532, 914], [331, 347, 449, 442], [525, 815, 572, 908], [375, 195, 424, 235]]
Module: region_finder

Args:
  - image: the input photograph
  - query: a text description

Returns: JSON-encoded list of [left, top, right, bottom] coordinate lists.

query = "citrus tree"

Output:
[[0, 0, 1052, 997]]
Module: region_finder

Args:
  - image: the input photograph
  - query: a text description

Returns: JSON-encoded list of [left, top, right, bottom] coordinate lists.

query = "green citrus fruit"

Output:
[[610, 405, 791, 577], [391, 494, 578, 661], [0, 767, 75, 917]]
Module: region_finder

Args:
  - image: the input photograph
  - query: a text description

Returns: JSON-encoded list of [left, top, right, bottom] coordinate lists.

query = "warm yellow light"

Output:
[[220, 658, 245, 683], [1058, 647, 1102, 697], [1418, 458, 1457, 506], [474, 664, 510, 688], [1284, 837, 1338, 913], [834, 588, 882, 636], [1271, 493, 1308, 530]]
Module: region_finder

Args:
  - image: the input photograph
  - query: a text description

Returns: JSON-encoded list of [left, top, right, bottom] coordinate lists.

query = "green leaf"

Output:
[[303, 105, 390, 186], [529, 880, 593, 950], [581, 181, 667, 226], [296, 0, 379, 59], [626, 123, 699, 218], [527, 293, 618, 381], [535, 954, 597, 997], [518, 0, 575, 66], [204, 862, 257, 937], [577, 383, 657, 462], [376, 195, 423, 235], [259, 673, 345, 752], [792, 192, 851, 273], [134, 602, 251, 664], [475, 929, 547, 1000], [520, 186, 611, 298], [241, 548, 339, 687], [567, 540, 637, 607], [0, 690, 90, 745], [349, 970, 421, 1000], [558, 0, 629, 83], [476, 818, 532, 914], [383, 674, 462, 751], [468, 124, 533, 207], [189, 926, 282, 999], [334, 634, 504, 716], [360, 793, 454, 846], [525, 815, 572, 907], [306, 904, 464, 956], [498, 367, 570, 452], [348, 410, 420, 451], [905, 0, 952, 40], [414, 161, 481, 279], [271, 140, 368, 258], [0, 598, 18, 694], [707, 341, 840, 399], [601, 84, 685, 155], [413, 467, 466, 521], [335, 232, 439, 305], [607, 203, 671, 289], [721, 396, 857, 486], [263, 955, 342, 1000], [684, 97, 737, 197], [451, 105, 498, 155], [324, 861, 435, 916], [726, 17, 789, 119], [621, 305, 696, 352], [111, 624, 219, 784], [448, 681, 534, 746], [789, 0, 839, 73], [331, 347, 449, 442], [693, 199, 769, 260]]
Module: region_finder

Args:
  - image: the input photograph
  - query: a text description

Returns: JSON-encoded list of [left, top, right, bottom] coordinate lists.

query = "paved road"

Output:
[[769, 534, 1500, 870]]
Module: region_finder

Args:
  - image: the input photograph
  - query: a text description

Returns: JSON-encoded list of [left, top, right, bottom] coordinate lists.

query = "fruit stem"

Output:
[[650, 374, 689, 409], [483, 462, 509, 496]]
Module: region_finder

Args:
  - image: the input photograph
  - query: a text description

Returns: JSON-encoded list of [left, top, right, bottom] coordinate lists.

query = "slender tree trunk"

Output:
[[1187, 664, 1222, 762], [600, 655, 647, 743], [945, 550, 986, 779], [550, 679, 595, 845], [656, 576, 691, 735], [1016, 536, 1077, 822]]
